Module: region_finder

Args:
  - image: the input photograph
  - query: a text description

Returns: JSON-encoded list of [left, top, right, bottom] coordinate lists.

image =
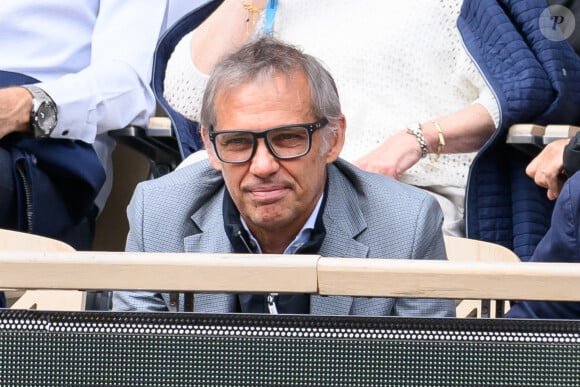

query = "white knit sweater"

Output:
[[163, 0, 499, 209]]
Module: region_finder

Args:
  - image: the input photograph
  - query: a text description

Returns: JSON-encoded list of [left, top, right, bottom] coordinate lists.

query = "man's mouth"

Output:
[[247, 185, 290, 204]]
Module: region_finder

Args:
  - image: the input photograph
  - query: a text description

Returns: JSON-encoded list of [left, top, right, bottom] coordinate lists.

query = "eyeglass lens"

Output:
[[214, 126, 310, 162]]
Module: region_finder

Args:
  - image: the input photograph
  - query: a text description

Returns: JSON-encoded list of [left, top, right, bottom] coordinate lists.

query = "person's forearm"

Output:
[[421, 103, 495, 155], [191, 0, 269, 74]]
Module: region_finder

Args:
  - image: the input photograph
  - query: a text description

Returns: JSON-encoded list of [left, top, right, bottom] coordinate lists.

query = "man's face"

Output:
[[203, 71, 345, 238]]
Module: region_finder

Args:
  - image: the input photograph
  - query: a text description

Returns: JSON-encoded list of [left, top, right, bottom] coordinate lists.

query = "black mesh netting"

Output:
[[1, 309, 580, 386]]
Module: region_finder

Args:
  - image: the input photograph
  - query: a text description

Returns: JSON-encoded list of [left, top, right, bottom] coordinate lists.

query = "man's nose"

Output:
[[249, 139, 279, 176]]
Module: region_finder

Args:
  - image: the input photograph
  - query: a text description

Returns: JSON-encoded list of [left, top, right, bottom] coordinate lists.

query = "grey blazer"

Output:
[[113, 158, 455, 317]]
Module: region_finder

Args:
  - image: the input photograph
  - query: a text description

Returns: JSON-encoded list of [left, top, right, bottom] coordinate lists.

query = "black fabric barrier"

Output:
[[1, 309, 580, 386]]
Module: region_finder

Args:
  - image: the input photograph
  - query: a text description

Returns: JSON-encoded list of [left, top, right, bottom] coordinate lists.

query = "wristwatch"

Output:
[[406, 122, 428, 158], [22, 85, 58, 138]]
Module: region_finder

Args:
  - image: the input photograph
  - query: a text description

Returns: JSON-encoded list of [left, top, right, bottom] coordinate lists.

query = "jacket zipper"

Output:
[[235, 229, 278, 314], [15, 160, 34, 232]]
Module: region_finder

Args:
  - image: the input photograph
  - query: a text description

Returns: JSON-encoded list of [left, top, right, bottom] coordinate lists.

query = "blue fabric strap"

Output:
[[264, 0, 277, 34]]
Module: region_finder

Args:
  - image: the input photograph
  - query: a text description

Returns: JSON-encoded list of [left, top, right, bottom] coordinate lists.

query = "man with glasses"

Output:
[[113, 36, 455, 317]]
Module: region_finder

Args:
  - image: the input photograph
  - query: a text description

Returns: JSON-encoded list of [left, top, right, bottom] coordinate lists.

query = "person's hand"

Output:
[[354, 130, 422, 179], [526, 138, 569, 200], [0, 87, 32, 139]]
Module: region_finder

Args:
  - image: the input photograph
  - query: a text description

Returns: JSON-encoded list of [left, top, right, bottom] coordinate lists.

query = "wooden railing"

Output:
[[1, 251, 580, 302]]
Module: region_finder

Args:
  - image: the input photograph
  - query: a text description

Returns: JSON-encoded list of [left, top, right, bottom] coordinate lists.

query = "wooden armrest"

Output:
[[10, 290, 86, 311], [507, 124, 580, 145], [443, 236, 520, 263], [0, 228, 75, 252], [144, 116, 173, 137], [110, 117, 173, 138], [506, 124, 545, 145], [107, 116, 180, 178], [542, 124, 580, 144]]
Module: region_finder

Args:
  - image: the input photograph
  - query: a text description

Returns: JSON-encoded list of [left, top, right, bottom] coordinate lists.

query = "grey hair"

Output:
[[200, 35, 342, 153]]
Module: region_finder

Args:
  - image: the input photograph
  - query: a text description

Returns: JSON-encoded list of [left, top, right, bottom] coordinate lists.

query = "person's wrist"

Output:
[[229, 0, 269, 11], [238, 0, 268, 34], [1, 87, 33, 134], [242, 0, 269, 8], [405, 122, 428, 158]]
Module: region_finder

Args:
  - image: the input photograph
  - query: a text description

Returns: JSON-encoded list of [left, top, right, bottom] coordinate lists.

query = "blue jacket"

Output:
[[506, 171, 580, 318], [459, 0, 580, 260]]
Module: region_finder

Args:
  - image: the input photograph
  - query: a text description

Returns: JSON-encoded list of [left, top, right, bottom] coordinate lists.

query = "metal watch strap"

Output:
[[22, 84, 57, 138], [406, 122, 428, 158]]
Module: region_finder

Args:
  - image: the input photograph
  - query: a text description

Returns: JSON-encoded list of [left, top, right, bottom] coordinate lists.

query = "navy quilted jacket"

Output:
[[459, 0, 580, 260]]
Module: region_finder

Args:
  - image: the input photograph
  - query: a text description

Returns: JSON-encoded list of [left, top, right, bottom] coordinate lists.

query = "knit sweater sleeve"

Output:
[[475, 86, 500, 129], [163, 30, 209, 123]]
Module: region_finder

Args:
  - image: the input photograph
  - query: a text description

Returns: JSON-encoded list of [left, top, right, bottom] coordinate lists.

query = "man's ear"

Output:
[[325, 114, 346, 163], [200, 126, 222, 171]]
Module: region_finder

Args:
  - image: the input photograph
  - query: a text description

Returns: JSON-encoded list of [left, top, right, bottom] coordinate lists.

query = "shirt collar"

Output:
[[240, 195, 324, 254]]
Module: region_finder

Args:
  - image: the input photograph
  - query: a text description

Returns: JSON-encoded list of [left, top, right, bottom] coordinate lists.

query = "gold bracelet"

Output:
[[430, 121, 446, 162], [240, 0, 265, 35]]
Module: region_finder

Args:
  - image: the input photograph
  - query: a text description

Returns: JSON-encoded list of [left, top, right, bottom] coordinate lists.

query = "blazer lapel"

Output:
[[311, 162, 370, 315], [319, 162, 369, 258], [184, 184, 232, 253], [183, 186, 236, 313]]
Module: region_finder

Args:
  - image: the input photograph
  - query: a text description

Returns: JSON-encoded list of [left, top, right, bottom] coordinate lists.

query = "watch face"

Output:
[[37, 102, 57, 132]]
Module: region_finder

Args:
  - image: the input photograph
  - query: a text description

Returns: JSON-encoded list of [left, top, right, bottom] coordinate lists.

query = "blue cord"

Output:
[[264, 0, 278, 34]]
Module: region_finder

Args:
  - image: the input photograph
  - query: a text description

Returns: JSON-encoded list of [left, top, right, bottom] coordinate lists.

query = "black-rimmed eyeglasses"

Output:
[[208, 118, 328, 164]]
